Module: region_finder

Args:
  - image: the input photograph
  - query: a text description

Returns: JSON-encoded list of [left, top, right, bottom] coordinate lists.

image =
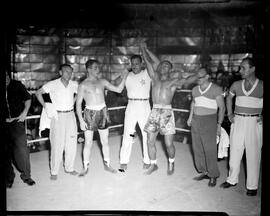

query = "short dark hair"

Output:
[[242, 57, 255, 67], [59, 64, 73, 71], [160, 60, 173, 69], [199, 67, 211, 75], [130, 55, 142, 63], [85, 59, 99, 69], [157, 60, 173, 74]]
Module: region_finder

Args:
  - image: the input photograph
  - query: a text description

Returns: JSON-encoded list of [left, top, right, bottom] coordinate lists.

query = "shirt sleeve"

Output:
[[18, 81, 31, 101], [215, 86, 224, 97], [191, 86, 196, 98], [42, 81, 53, 93], [229, 82, 237, 96], [73, 81, 79, 94]]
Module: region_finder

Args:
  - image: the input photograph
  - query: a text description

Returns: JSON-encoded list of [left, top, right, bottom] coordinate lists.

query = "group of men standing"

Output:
[[5, 41, 263, 197]]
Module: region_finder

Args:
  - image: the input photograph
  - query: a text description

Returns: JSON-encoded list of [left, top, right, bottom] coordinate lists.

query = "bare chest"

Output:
[[85, 82, 104, 95]]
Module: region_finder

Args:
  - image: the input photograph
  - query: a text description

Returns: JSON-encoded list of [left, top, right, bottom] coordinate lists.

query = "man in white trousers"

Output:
[[36, 64, 78, 180], [119, 53, 155, 172], [220, 57, 263, 196]]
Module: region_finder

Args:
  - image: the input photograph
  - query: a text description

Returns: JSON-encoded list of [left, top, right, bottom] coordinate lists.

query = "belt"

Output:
[[57, 109, 74, 113], [235, 113, 261, 117], [128, 98, 149, 101]]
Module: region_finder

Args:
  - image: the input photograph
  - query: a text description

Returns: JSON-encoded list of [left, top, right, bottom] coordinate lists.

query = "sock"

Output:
[[168, 158, 175, 163], [104, 160, 110, 166], [150, 160, 157, 164], [83, 161, 89, 170]]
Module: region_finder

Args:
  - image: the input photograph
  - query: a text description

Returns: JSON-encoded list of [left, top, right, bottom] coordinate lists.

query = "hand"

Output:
[[16, 111, 27, 122], [257, 115, 263, 125], [228, 114, 235, 123], [187, 117, 192, 127], [139, 41, 147, 49], [138, 38, 147, 48], [5, 117, 17, 123], [79, 121, 88, 131], [121, 70, 129, 78], [178, 78, 186, 88]]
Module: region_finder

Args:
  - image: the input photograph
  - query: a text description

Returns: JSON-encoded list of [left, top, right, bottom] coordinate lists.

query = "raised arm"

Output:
[[143, 44, 160, 71], [103, 71, 129, 93], [140, 42, 157, 80]]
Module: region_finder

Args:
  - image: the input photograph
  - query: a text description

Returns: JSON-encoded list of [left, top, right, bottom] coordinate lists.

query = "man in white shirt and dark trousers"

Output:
[[36, 64, 78, 180], [119, 54, 152, 172]]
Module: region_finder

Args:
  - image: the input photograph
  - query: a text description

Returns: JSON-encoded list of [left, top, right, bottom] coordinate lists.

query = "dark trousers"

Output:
[[191, 114, 219, 178], [6, 121, 31, 183]]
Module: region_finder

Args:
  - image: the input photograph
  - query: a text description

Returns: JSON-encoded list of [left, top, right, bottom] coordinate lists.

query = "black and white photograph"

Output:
[[3, 1, 268, 215]]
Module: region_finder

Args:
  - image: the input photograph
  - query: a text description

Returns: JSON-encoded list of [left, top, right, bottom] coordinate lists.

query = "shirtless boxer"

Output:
[[140, 41, 199, 175], [76, 59, 128, 176]]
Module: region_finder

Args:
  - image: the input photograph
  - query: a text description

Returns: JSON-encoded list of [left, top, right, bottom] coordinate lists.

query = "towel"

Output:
[[39, 103, 58, 136], [217, 127, 230, 159]]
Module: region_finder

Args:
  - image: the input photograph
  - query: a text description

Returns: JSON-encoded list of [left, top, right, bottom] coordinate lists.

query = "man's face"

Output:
[[60, 66, 73, 81], [159, 62, 171, 75], [88, 62, 100, 77], [197, 68, 208, 85], [131, 58, 142, 74], [239, 60, 254, 79]]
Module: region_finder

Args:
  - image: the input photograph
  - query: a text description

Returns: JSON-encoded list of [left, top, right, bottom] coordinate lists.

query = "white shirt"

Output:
[[42, 78, 78, 111], [125, 69, 151, 99]]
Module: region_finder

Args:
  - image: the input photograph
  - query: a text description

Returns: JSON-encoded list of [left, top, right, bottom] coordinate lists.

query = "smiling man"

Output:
[[36, 64, 78, 180], [220, 57, 263, 196], [187, 67, 225, 187], [140, 41, 199, 175], [76, 59, 128, 176]]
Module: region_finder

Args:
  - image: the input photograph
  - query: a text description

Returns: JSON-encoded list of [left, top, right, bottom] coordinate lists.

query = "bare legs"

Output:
[[144, 132, 175, 175], [79, 128, 116, 177], [79, 130, 94, 176]]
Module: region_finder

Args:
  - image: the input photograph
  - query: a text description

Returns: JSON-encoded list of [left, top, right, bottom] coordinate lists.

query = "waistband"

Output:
[[235, 113, 261, 117], [153, 104, 172, 109], [128, 98, 149, 101], [57, 109, 74, 113], [85, 103, 106, 111]]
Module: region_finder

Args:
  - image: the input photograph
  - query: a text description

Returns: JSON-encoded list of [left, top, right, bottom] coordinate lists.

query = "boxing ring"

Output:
[[25, 89, 192, 147]]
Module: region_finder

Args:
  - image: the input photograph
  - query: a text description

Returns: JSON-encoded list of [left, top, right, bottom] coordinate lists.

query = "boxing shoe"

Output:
[[167, 162, 175, 176], [104, 162, 117, 173], [50, 175, 57, 180], [143, 163, 151, 169], [79, 162, 89, 177], [118, 164, 127, 172], [144, 164, 158, 175], [78, 167, 89, 177], [65, 170, 78, 175]]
